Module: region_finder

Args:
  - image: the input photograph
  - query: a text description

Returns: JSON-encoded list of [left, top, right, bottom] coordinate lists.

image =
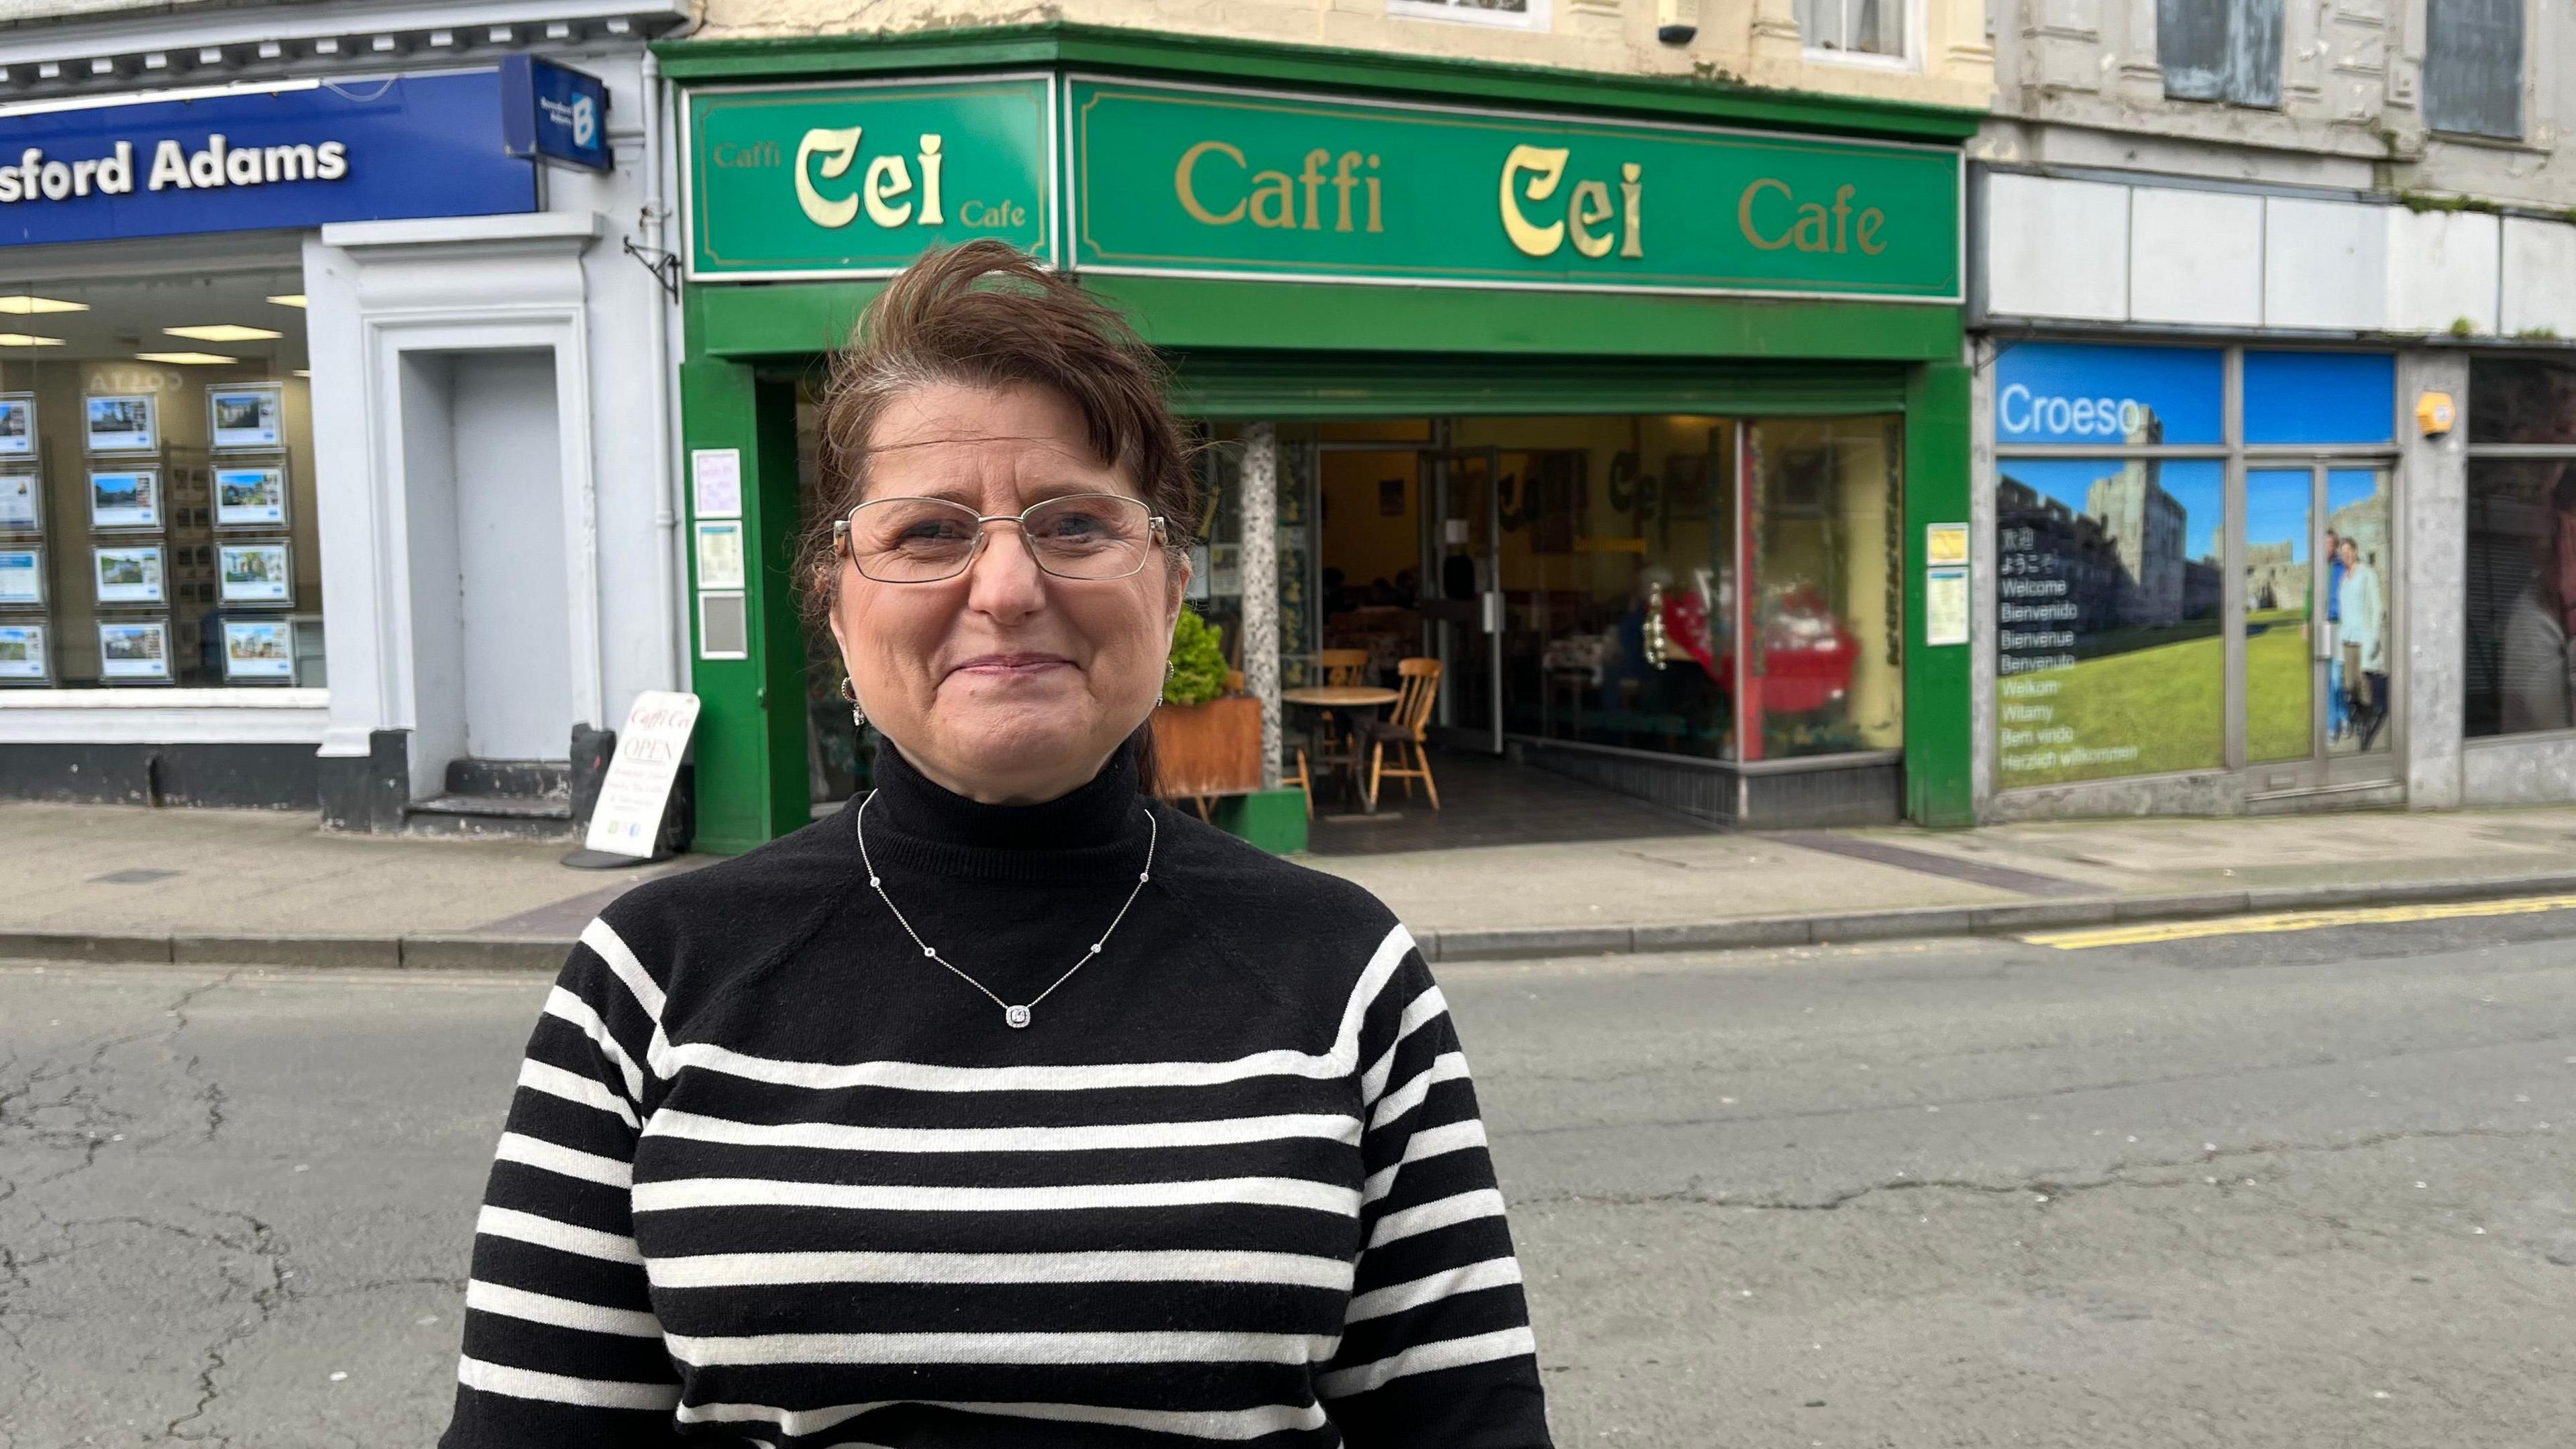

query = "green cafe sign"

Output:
[[687, 77, 1053, 278], [686, 74, 1961, 302]]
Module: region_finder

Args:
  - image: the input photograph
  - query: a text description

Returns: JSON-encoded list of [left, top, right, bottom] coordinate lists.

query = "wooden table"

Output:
[[1281, 686, 1401, 710], [1281, 686, 1401, 811]]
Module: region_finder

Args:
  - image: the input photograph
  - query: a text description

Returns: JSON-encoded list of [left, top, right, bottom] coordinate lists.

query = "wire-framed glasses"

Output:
[[832, 492, 1169, 584]]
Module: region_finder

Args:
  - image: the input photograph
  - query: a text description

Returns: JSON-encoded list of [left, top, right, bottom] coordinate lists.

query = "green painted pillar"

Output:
[[1212, 788, 1309, 855], [680, 354, 811, 855], [1903, 359, 1975, 828]]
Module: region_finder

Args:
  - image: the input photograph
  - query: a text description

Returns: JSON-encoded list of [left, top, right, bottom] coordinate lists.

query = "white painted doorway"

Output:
[[453, 352, 570, 759], [400, 347, 573, 773]]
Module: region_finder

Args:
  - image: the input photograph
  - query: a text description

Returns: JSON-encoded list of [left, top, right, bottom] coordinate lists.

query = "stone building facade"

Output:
[[1969, 0, 2576, 818], [690, 0, 1997, 111]]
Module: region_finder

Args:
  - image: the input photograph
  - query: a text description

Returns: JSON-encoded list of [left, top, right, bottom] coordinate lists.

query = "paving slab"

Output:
[[0, 801, 694, 936], [15, 796, 2576, 966]]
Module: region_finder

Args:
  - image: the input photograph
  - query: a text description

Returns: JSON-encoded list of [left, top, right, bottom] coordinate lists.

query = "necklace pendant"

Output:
[[1004, 1004, 1032, 1029]]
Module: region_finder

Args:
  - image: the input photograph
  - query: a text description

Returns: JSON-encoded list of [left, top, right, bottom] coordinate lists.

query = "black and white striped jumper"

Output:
[[440, 743, 1552, 1448]]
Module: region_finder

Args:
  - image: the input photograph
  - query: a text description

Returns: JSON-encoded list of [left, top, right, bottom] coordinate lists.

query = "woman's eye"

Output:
[[1034, 511, 1116, 541]]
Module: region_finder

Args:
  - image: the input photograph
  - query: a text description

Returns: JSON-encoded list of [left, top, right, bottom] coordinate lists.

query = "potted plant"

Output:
[[1149, 610, 1263, 803]]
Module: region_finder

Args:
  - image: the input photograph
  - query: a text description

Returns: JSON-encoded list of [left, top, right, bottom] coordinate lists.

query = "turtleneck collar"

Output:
[[856, 738, 1153, 884]]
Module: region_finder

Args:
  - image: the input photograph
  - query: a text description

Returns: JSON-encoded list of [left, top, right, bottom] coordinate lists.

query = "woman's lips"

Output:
[[948, 653, 1075, 679]]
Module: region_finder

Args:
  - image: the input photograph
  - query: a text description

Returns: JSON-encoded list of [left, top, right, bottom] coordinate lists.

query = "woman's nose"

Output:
[[965, 522, 1048, 614]]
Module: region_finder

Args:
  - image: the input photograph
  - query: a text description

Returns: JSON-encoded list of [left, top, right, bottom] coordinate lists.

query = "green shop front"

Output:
[[665, 30, 1978, 854]]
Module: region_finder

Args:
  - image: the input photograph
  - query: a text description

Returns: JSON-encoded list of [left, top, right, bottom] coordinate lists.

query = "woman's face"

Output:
[[828, 382, 1188, 805]]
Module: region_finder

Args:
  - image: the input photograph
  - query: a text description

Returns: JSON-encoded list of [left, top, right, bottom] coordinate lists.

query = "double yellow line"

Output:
[[2023, 892, 2576, 950]]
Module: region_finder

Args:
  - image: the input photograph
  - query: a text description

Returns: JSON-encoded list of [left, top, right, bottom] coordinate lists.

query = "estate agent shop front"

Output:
[[0, 7, 687, 835], [665, 29, 1983, 855]]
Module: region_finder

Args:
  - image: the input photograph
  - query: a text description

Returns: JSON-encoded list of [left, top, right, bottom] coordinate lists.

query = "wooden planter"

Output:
[[1149, 695, 1263, 801]]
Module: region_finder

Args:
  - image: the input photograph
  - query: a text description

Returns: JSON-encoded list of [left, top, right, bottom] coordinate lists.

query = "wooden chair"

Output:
[[1307, 647, 1372, 779], [1316, 649, 1369, 686], [1281, 745, 1313, 818], [1365, 657, 1444, 811]]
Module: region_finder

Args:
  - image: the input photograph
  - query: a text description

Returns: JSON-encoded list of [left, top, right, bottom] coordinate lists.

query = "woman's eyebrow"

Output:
[[1015, 480, 1128, 506]]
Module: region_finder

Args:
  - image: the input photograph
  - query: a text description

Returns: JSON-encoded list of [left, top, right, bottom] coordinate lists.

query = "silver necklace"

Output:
[[854, 792, 1158, 1030]]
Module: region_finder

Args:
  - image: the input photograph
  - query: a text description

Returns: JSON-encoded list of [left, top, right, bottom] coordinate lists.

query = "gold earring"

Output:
[[838, 677, 865, 727]]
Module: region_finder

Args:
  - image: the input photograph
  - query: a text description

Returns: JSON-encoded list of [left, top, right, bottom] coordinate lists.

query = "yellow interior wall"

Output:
[[1320, 448, 1421, 592], [1835, 427, 1900, 749], [1448, 415, 1730, 608], [1318, 420, 1433, 445], [1755, 419, 1900, 749]]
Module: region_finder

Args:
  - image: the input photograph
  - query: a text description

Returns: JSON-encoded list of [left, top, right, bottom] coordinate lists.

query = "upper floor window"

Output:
[[2424, 0, 2525, 139], [1799, 0, 1910, 61], [1385, 0, 1552, 30], [2158, 0, 2284, 107]]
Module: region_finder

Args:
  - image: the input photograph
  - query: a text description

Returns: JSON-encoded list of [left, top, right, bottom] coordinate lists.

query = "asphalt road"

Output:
[[2, 904, 2572, 1447]]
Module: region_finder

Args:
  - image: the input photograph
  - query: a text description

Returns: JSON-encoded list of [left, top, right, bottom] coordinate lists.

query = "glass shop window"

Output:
[[1440, 415, 1744, 761], [0, 267, 317, 690], [1748, 418, 1905, 760], [2465, 358, 2576, 737]]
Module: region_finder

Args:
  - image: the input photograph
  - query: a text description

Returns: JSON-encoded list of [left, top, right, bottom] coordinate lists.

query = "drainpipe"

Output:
[[639, 40, 688, 693]]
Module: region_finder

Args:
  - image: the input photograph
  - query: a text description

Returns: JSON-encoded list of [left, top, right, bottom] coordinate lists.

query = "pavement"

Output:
[[5, 904, 2572, 1445], [10, 793, 2576, 967]]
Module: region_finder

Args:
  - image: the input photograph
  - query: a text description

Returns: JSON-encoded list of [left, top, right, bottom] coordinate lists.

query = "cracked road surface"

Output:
[[3, 907, 2574, 1446]]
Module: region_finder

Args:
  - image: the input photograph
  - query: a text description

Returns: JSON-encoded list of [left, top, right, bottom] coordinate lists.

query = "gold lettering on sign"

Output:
[[796, 126, 863, 228], [1739, 178, 1888, 255], [1175, 140, 1246, 225], [1331, 152, 1363, 232], [863, 154, 913, 227], [1619, 163, 1643, 258], [1248, 169, 1296, 229], [1738, 178, 1791, 251], [918, 135, 945, 225], [1568, 179, 1615, 259], [1299, 150, 1331, 232], [1175, 140, 1383, 232], [1499, 144, 1568, 257], [794, 128, 952, 231], [1499, 145, 1642, 260]]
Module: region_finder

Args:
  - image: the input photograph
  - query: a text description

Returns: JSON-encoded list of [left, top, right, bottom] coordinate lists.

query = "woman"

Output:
[[2335, 535, 2387, 749], [439, 241, 1552, 1448], [2501, 470, 2576, 733]]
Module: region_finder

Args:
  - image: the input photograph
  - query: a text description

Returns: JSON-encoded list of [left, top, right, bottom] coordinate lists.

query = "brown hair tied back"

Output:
[[794, 239, 1201, 635], [797, 239, 1201, 798]]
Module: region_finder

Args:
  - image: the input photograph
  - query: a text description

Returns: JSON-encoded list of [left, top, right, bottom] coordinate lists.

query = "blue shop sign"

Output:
[[0, 70, 533, 247], [2243, 351, 2395, 445], [1994, 342, 2224, 447], [500, 56, 611, 173]]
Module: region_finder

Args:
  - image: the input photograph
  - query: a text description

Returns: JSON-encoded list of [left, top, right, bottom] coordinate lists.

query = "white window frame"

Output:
[[1385, 0, 1555, 32], [1799, 0, 1927, 70]]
